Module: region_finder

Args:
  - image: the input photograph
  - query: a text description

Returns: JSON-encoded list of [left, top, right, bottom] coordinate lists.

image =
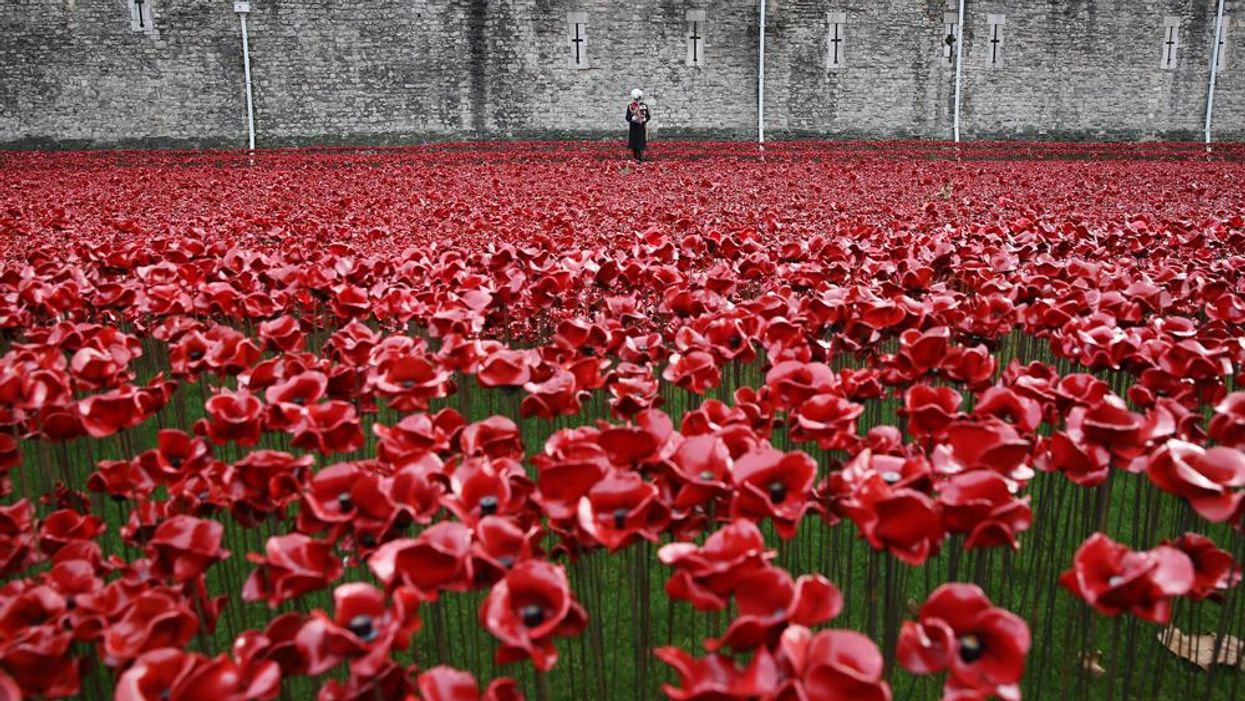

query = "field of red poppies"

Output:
[[1, 140, 1244, 701]]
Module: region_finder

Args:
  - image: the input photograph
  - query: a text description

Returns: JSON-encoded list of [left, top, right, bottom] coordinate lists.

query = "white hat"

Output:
[[631, 89, 643, 100]]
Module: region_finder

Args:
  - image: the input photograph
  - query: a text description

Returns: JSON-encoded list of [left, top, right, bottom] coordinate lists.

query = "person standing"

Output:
[[625, 89, 651, 162]]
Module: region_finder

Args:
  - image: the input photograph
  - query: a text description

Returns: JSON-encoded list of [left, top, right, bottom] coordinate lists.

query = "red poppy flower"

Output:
[[231, 613, 311, 677], [368, 522, 474, 596], [521, 367, 587, 419], [147, 514, 229, 583], [903, 384, 962, 438], [1065, 396, 1167, 462], [299, 582, 422, 676], [577, 469, 670, 551], [480, 559, 587, 672], [69, 345, 127, 390], [937, 470, 1032, 549], [897, 583, 1030, 701], [290, 400, 364, 455], [200, 390, 264, 447], [607, 363, 663, 419], [1059, 532, 1194, 623], [898, 326, 950, 375], [1036, 432, 1111, 487], [416, 666, 524, 701], [103, 588, 199, 665], [652, 647, 754, 701], [258, 314, 306, 353], [0, 500, 35, 577], [658, 519, 776, 611], [729, 446, 818, 539], [532, 430, 610, 523], [1163, 532, 1241, 602], [168, 330, 212, 377], [663, 434, 733, 510], [78, 386, 149, 438], [296, 461, 376, 536], [0, 433, 19, 474], [1146, 440, 1245, 523], [597, 409, 676, 469], [225, 450, 314, 524], [0, 624, 80, 698], [114, 647, 281, 701], [442, 457, 525, 526], [973, 386, 1043, 434], [460, 416, 525, 461], [932, 419, 1032, 482], [789, 393, 864, 451], [707, 566, 842, 652], [663, 351, 721, 395], [202, 324, 262, 376], [328, 284, 371, 320], [136, 429, 213, 485], [765, 361, 837, 410], [840, 476, 943, 566], [1210, 392, 1245, 448], [38, 508, 105, 556], [477, 349, 536, 388], [263, 371, 328, 430], [326, 320, 381, 366], [471, 515, 542, 587], [778, 625, 892, 701], [373, 413, 440, 465], [371, 354, 455, 412], [941, 344, 998, 391], [244, 533, 343, 607], [317, 661, 416, 701], [0, 584, 67, 644]]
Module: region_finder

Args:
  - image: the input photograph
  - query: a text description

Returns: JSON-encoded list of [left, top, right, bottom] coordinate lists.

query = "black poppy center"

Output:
[[767, 480, 788, 504], [520, 605, 546, 627], [881, 470, 902, 484], [359, 532, 377, 548], [698, 470, 715, 481], [348, 613, 378, 643], [581, 345, 596, 357], [958, 634, 984, 663], [337, 492, 354, 512], [188, 350, 204, 361], [292, 395, 306, 406], [168, 456, 183, 468], [498, 555, 515, 569], [612, 507, 628, 529], [479, 495, 499, 516], [401, 379, 416, 389]]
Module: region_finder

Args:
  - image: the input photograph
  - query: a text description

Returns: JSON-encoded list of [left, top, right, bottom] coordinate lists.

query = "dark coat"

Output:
[[626, 102, 650, 150]]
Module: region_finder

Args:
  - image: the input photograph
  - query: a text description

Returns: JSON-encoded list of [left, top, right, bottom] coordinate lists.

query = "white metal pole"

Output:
[[236, 3, 256, 151], [1205, 0, 1226, 147], [952, 0, 966, 142], [758, 0, 766, 145]]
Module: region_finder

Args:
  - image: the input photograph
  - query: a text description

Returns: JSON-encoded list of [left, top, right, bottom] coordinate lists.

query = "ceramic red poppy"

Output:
[[244, 533, 343, 608], [658, 519, 776, 611], [729, 446, 818, 539], [897, 583, 1030, 701], [1059, 532, 1194, 623], [480, 559, 586, 672]]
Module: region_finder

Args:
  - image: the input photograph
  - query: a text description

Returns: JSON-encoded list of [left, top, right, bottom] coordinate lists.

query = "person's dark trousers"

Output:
[[633, 149, 644, 162]]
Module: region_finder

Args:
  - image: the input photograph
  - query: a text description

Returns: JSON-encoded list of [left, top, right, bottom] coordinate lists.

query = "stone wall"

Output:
[[0, 0, 1241, 148]]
